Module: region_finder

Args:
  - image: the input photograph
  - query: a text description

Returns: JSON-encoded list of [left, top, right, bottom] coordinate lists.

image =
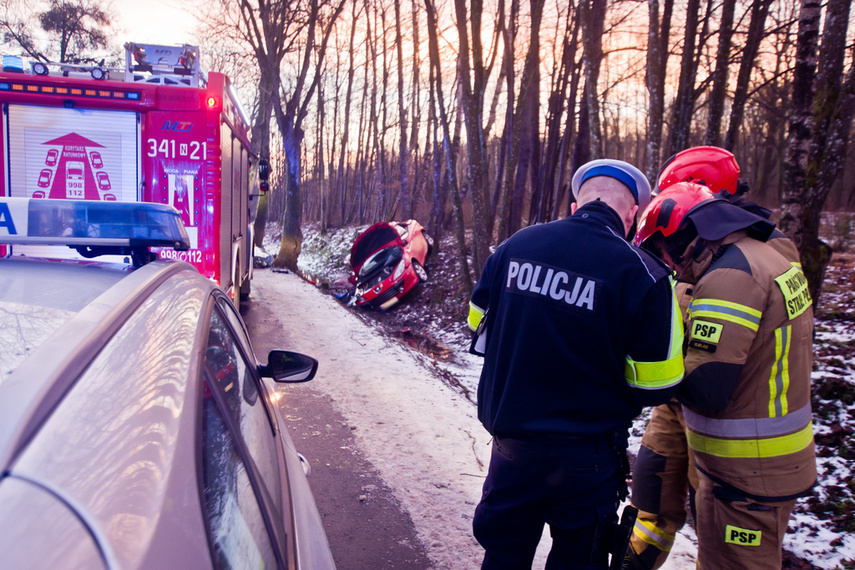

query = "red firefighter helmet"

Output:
[[635, 182, 715, 247], [657, 146, 740, 195]]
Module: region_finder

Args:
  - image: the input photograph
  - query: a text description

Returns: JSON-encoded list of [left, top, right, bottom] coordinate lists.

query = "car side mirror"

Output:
[[258, 350, 318, 383]]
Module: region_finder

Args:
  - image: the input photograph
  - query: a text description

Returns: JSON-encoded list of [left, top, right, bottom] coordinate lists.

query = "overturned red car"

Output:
[[350, 220, 434, 309]]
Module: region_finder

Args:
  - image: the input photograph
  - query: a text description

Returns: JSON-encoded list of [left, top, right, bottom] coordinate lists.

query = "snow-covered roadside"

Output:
[[253, 268, 492, 568]]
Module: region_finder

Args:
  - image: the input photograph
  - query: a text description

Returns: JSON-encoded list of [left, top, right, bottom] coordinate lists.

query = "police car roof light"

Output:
[[0, 197, 191, 251]]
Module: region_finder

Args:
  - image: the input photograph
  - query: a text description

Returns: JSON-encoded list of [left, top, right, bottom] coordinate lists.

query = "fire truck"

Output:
[[0, 43, 258, 303]]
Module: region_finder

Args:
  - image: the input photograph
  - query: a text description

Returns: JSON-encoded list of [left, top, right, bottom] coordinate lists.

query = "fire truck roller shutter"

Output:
[[6, 105, 139, 203]]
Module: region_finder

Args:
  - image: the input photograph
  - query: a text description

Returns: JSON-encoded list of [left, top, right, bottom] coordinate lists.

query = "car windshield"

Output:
[[0, 260, 127, 383], [358, 246, 403, 279], [0, 301, 75, 384]]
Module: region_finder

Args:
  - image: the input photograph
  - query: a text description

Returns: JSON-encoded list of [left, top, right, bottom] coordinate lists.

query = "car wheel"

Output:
[[423, 232, 435, 256], [240, 276, 251, 302], [412, 260, 428, 283]]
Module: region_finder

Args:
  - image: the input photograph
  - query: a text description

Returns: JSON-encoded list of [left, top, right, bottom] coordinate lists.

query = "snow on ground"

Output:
[[253, 267, 492, 569], [260, 221, 855, 569]]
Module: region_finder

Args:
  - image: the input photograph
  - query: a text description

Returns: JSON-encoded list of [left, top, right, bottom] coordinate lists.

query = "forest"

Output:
[[3, 0, 854, 303]]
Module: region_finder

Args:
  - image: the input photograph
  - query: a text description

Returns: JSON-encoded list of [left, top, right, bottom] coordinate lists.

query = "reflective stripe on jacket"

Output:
[[470, 201, 684, 438], [678, 234, 816, 499]]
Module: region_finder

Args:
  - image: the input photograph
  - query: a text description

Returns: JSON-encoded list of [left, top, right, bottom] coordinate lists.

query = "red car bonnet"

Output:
[[350, 223, 404, 271]]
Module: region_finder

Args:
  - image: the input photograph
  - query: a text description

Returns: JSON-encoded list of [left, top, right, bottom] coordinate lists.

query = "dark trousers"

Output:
[[473, 435, 622, 570]]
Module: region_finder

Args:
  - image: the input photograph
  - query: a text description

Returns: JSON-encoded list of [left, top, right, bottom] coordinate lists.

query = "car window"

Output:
[[201, 392, 277, 569], [204, 308, 283, 511], [217, 297, 253, 358]]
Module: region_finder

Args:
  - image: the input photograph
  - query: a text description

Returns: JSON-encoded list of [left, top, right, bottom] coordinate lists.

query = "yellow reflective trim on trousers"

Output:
[[687, 422, 814, 459], [633, 518, 675, 551], [768, 326, 791, 418], [690, 298, 762, 332], [626, 279, 684, 390], [468, 302, 486, 332]]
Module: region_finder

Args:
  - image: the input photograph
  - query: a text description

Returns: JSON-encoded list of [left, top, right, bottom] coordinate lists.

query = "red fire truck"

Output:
[[0, 43, 257, 302]]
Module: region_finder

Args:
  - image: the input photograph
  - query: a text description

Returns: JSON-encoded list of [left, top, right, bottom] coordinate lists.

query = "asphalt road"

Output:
[[241, 274, 434, 570]]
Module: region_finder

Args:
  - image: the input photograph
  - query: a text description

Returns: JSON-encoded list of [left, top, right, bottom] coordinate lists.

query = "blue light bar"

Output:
[[0, 197, 190, 250]]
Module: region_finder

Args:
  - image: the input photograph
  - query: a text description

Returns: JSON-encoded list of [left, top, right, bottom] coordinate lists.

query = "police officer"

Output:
[[468, 159, 685, 569], [626, 147, 805, 570], [635, 182, 817, 570]]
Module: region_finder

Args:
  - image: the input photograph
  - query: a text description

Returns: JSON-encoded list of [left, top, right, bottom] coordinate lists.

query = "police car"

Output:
[[0, 198, 335, 569]]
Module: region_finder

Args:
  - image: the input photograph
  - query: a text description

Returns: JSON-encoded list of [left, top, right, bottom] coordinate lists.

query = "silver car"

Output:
[[0, 198, 336, 569]]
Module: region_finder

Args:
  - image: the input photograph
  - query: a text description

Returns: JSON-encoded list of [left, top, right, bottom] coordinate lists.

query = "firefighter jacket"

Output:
[[468, 201, 684, 438], [677, 231, 817, 500]]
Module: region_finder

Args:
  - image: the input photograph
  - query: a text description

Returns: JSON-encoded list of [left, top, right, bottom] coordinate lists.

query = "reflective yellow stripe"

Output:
[[768, 326, 791, 418], [687, 422, 814, 459], [626, 279, 684, 390], [690, 298, 762, 332], [625, 356, 684, 389], [468, 302, 486, 332], [633, 518, 675, 551]]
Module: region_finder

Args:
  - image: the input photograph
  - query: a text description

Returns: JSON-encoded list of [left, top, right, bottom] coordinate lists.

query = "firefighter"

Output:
[[635, 181, 817, 570], [626, 147, 804, 570], [468, 159, 685, 569]]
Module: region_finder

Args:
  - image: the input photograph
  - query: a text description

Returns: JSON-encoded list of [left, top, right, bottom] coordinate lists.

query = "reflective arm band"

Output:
[[633, 519, 675, 552], [468, 302, 486, 332], [686, 421, 814, 459], [625, 279, 685, 390], [625, 355, 684, 390], [689, 298, 762, 332]]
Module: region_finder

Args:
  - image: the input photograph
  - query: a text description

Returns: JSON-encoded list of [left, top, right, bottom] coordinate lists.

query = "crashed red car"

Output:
[[350, 220, 433, 309]]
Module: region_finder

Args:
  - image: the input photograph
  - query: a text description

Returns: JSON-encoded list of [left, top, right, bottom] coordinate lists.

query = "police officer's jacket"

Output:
[[468, 201, 684, 439]]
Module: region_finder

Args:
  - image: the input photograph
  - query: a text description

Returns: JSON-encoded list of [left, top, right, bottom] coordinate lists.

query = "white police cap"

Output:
[[571, 159, 651, 213]]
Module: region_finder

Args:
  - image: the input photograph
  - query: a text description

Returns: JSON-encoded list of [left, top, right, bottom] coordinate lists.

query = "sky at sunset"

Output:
[[111, 0, 200, 47]]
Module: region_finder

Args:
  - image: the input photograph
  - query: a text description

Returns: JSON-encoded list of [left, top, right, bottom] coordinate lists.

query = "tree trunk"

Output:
[[541, 5, 578, 223], [425, 0, 473, 292], [252, 66, 274, 248], [578, 0, 606, 160], [704, 0, 736, 147], [668, 0, 701, 155], [272, 0, 347, 270], [779, 0, 853, 305], [452, 0, 492, 278], [644, 0, 673, 182], [495, 0, 519, 242], [276, 124, 305, 269], [394, 0, 409, 220], [723, 0, 773, 151], [503, 0, 545, 235]]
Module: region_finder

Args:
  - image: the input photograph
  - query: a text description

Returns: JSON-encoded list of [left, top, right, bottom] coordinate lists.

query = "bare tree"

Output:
[[722, 0, 773, 150], [668, 0, 702, 155], [1, 1, 46, 61], [425, 0, 473, 292], [645, 0, 674, 181], [39, 0, 111, 63], [779, 0, 853, 305], [2, 0, 114, 63], [394, 0, 410, 220], [272, 0, 347, 270], [575, 0, 607, 164], [452, 0, 495, 277], [703, 0, 735, 147]]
